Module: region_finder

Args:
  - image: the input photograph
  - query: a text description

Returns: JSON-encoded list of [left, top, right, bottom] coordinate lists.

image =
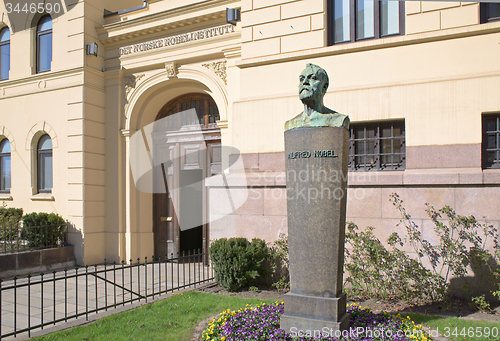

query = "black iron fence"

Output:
[[0, 223, 67, 254], [0, 250, 214, 339]]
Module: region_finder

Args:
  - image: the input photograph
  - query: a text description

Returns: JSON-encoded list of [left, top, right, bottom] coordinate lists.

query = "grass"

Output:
[[32, 291, 278, 341], [32, 291, 500, 341], [408, 313, 500, 341]]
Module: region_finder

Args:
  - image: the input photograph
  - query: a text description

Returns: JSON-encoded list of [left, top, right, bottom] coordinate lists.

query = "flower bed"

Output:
[[201, 302, 430, 341]]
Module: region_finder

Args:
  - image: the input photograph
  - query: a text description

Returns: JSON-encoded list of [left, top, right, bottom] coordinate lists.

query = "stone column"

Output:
[[280, 126, 349, 336]]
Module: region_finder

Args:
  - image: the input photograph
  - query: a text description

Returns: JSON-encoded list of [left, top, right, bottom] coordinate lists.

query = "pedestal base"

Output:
[[280, 292, 349, 337]]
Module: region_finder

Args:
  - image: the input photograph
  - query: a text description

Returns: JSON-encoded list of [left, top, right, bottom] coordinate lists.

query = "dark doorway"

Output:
[[179, 169, 203, 253]]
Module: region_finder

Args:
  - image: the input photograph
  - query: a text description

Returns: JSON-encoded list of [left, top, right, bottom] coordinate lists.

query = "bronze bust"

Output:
[[285, 63, 349, 131]]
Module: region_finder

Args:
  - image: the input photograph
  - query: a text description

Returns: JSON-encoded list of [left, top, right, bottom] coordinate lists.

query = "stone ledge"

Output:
[[207, 169, 500, 188]]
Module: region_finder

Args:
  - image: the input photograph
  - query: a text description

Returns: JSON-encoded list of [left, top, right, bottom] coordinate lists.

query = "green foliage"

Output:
[[22, 212, 66, 247], [344, 222, 445, 302], [268, 233, 290, 292], [470, 295, 493, 313], [0, 206, 23, 242], [390, 193, 499, 303], [209, 237, 269, 292]]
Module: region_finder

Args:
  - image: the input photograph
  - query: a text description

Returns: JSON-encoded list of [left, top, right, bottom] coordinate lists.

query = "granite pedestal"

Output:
[[280, 126, 350, 336]]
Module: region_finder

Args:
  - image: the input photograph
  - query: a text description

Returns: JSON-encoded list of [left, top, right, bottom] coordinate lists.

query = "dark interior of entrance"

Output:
[[179, 169, 203, 253]]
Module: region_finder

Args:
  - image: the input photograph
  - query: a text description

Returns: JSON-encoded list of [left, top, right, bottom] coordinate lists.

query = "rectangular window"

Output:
[[328, 0, 404, 45], [481, 3, 500, 23], [334, 0, 351, 43], [349, 120, 405, 171], [482, 114, 500, 169]]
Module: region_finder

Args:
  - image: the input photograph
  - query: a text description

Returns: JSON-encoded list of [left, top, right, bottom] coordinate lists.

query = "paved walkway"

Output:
[[1, 261, 213, 339]]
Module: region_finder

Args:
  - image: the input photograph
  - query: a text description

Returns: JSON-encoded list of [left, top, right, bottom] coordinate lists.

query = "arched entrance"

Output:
[[152, 93, 221, 258]]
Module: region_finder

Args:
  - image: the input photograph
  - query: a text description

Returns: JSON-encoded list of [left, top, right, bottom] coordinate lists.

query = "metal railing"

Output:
[[0, 223, 67, 254], [0, 250, 214, 339]]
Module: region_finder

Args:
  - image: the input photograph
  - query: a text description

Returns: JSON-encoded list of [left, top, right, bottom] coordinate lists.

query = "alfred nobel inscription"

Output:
[[288, 150, 338, 159], [280, 64, 350, 336]]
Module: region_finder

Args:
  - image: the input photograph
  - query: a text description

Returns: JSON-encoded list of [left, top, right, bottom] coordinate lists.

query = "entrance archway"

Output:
[[152, 93, 221, 258]]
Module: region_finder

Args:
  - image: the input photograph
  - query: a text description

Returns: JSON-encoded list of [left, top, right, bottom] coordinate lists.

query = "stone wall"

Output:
[[0, 246, 75, 278], [208, 152, 500, 258]]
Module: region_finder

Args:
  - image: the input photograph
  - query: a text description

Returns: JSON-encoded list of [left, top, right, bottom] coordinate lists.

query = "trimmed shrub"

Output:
[[209, 237, 269, 292], [22, 212, 66, 247], [0, 207, 23, 242]]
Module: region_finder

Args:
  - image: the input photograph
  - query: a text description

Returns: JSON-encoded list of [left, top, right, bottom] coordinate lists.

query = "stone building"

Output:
[[0, 0, 499, 265]]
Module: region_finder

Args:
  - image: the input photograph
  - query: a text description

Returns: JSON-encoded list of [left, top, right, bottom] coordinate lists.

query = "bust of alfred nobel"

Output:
[[284, 63, 349, 131]]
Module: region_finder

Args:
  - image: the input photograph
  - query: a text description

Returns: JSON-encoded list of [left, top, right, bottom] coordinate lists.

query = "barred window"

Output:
[[482, 114, 500, 169], [349, 120, 405, 171]]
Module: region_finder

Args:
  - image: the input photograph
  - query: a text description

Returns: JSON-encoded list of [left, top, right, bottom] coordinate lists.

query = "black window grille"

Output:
[[482, 114, 500, 169], [349, 120, 405, 171]]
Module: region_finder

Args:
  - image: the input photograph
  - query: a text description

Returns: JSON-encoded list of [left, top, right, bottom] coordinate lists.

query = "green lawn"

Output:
[[32, 291, 500, 341], [33, 291, 278, 341], [409, 313, 500, 341]]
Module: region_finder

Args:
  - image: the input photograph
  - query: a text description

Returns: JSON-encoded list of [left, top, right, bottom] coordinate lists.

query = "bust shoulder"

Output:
[[284, 111, 349, 131]]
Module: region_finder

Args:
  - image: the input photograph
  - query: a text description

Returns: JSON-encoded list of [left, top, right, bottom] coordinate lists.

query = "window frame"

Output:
[[37, 134, 53, 193], [155, 93, 220, 131], [480, 3, 500, 24], [36, 15, 53, 73], [348, 120, 406, 171], [482, 113, 500, 169], [0, 26, 10, 81], [327, 0, 405, 46], [0, 139, 11, 193]]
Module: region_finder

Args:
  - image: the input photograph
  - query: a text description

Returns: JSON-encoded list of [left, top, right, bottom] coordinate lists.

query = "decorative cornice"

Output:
[[124, 74, 145, 96], [99, 3, 236, 45], [202, 61, 227, 85]]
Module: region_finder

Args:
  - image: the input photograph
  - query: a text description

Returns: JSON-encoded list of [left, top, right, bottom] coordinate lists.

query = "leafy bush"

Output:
[[269, 234, 290, 292], [391, 193, 499, 303], [209, 237, 269, 292], [344, 222, 445, 302], [22, 212, 66, 247], [0, 206, 23, 242]]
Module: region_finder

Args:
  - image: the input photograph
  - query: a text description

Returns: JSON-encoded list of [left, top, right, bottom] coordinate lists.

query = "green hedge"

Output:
[[0, 207, 23, 242], [22, 212, 66, 247], [209, 237, 269, 292]]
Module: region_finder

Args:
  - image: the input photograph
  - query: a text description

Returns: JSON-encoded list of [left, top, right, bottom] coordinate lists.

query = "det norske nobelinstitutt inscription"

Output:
[[280, 64, 350, 337]]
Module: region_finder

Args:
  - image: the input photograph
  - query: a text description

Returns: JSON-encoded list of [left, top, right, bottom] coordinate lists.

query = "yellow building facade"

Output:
[[0, 0, 499, 265]]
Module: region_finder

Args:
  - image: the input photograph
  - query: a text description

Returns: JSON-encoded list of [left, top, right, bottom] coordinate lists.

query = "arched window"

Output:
[[0, 27, 10, 80], [37, 15, 52, 73], [0, 139, 11, 192], [37, 135, 52, 192], [155, 93, 220, 131]]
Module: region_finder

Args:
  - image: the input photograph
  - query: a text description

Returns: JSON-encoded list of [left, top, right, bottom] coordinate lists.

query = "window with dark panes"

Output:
[[349, 120, 405, 171], [37, 15, 52, 73], [328, 0, 404, 45], [0, 27, 10, 80], [37, 134, 53, 193], [0, 139, 11, 192], [155, 93, 220, 131], [480, 3, 500, 23], [482, 114, 500, 169]]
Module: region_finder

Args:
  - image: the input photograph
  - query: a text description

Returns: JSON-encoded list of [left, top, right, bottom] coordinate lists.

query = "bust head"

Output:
[[298, 63, 329, 108]]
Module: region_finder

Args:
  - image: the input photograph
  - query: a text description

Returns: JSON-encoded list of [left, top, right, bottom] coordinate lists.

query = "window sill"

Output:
[[30, 193, 54, 201], [0, 193, 12, 201]]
